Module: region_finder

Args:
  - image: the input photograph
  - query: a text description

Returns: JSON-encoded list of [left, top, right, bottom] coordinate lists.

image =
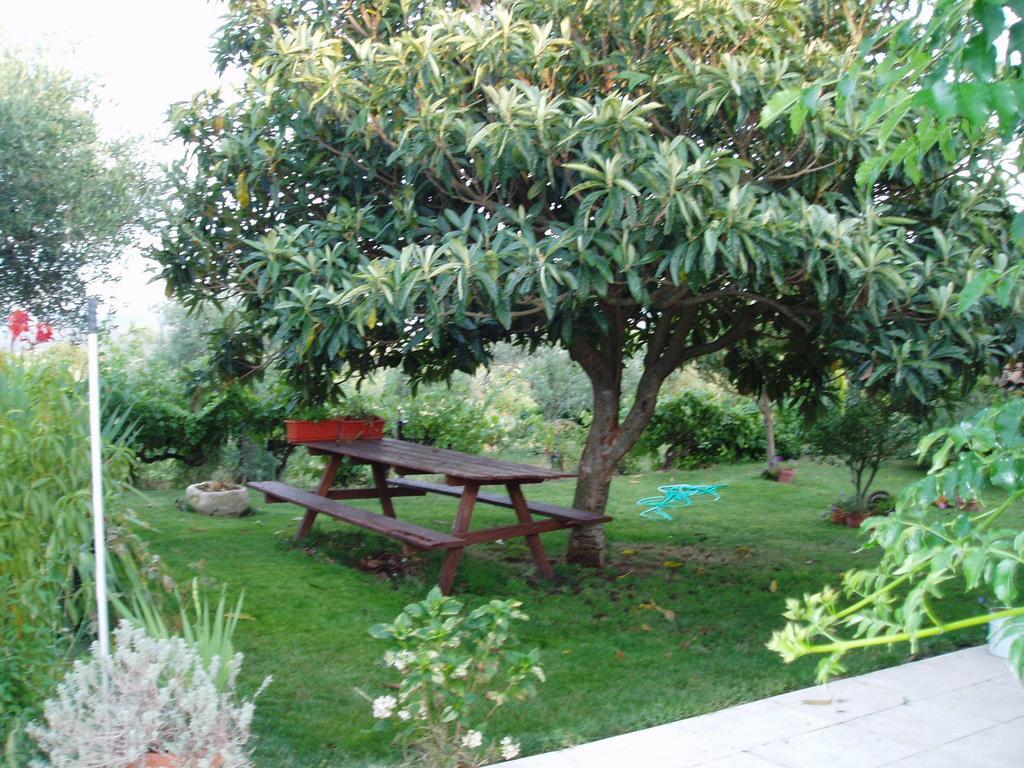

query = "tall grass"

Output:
[[0, 350, 158, 759]]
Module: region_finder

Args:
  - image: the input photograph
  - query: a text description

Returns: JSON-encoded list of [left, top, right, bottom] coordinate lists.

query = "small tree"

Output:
[[0, 48, 150, 325], [806, 396, 910, 509]]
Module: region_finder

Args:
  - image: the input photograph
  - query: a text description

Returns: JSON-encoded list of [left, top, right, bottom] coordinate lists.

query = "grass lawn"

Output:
[[124, 459, 1018, 767]]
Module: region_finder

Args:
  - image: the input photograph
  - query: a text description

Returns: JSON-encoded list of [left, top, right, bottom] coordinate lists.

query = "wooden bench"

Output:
[[386, 477, 612, 526], [248, 481, 463, 551]]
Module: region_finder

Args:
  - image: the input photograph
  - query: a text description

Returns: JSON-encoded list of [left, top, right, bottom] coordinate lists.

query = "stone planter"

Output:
[[185, 482, 251, 517]]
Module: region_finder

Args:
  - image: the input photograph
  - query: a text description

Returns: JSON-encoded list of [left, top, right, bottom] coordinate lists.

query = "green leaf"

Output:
[[956, 269, 998, 313], [925, 81, 957, 120], [760, 88, 802, 128], [962, 549, 987, 589], [1010, 213, 1024, 244], [963, 35, 997, 81], [972, 0, 1006, 44], [995, 560, 1019, 605], [466, 122, 500, 152]]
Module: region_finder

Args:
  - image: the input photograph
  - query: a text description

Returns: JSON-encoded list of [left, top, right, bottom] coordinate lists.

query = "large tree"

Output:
[[156, 0, 1021, 565], [0, 48, 149, 324]]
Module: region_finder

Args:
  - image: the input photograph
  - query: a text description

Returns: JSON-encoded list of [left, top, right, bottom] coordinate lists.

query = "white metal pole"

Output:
[[87, 297, 110, 659]]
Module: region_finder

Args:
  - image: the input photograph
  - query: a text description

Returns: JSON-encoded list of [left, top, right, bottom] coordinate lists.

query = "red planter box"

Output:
[[285, 419, 342, 444], [337, 417, 385, 441], [776, 468, 796, 483]]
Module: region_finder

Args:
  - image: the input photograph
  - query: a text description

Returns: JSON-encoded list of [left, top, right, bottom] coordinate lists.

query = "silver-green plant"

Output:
[[28, 620, 270, 768], [368, 588, 542, 767]]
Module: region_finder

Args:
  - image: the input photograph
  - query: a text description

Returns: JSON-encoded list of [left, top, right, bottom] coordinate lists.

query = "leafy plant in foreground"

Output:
[[769, 399, 1024, 681], [368, 588, 543, 767]]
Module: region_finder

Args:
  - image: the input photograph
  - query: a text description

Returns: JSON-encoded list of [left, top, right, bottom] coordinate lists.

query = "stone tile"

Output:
[[843, 696, 1000, 750], [768, 679, 909, 724], [697, 752, 788, 768], [877, 749, 983, 768], [500, 749, 582, 767], [678, 701, 831, 751], [907, 646, 1015, 684], [927, 718, 1024, 767], [924, 678, 1024, 723], [556, 722, 737, 768], [854, 658, 978, 699], [750, 723, 920, 768]]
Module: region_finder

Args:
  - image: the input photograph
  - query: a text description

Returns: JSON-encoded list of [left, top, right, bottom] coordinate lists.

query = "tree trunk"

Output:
[[758, 392, 776, 466]]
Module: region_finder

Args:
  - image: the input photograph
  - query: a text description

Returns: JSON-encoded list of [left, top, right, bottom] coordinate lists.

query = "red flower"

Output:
[[35, 322, 54, 344], [8, 310, 30, 339]]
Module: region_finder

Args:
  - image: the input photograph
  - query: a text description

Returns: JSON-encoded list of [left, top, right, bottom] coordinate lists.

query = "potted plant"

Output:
[[761, 457, 797, 483], [335, 396, 386, 441], [828, 491, 894, 528], [284, 402, 341, 443]]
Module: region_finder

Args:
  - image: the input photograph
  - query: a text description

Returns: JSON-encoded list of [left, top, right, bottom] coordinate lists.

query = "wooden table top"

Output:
[[301, 437, 576, 484]]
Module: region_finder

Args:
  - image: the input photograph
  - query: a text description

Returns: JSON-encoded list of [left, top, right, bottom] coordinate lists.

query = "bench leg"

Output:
[[437, 483, 478, 594], [316, 455, 342, 496], [507, 483, 555, 579], [371, 463, 397, 518], [296, 510, 318, 541]]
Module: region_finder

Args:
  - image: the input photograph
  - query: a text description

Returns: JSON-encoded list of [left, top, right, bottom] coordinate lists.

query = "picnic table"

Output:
[[248, 437, 611, 594]]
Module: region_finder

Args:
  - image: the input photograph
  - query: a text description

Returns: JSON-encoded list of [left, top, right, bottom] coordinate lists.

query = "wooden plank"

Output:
[[456, 518, 566, 545], [248, 481, 463, 550], [438, 482, 478, 595], [507, 482, 555, 579], [261, 487, 426, 503], [302, 438, 576, 483], [387, 478, 612, 525], [371, 463, 396, 518]]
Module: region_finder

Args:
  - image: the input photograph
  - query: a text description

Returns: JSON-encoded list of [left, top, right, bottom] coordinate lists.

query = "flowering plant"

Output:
[[6, 309, 54, 349], [368, 587, 544, 766]]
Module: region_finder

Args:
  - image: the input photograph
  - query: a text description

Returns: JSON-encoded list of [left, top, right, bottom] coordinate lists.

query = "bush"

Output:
[[368, 588, 542, 767], [396, 385, 501, 454], [635, 390, 803, 469], [805, 394, 913, 508], [0, 352, 160, 751], [29, 621, 269, 768]]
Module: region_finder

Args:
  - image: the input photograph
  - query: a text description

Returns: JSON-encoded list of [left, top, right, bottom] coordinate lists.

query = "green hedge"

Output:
[[634, 390, 804, 469]]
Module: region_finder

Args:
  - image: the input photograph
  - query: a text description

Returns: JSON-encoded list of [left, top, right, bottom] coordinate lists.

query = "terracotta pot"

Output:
[[141, 753, 221, 767], [776, 468, 796, 483], [845, 512, 868, 528], [337, 417, 386, 441], [830, 507, 846, 525], [285, 419, 341, 443]]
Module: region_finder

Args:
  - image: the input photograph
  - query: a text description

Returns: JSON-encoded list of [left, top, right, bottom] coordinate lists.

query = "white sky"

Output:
[[1, 0, 229, 328]]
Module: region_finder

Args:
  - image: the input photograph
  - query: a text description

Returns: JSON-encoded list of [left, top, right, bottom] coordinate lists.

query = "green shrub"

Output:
[[398, 386, 501, 454], [635, 390, 803, 469], [0, 352, 158, 750], [805, 394, 913, 508]]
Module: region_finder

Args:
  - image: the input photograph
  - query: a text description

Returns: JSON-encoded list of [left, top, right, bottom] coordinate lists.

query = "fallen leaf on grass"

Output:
[[616, 649, 626, 660], [641, 623, 651, 632], [622, 549, 638, 556], [227, 612, 256, 621], [637, 600, 676, 622], [769, 579, 778, 593], [663, 560, 684, 569]]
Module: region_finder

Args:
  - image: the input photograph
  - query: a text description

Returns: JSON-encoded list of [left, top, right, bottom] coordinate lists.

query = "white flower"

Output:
[[461, 729, 483, 749], [499, 737, 521, 760], [372, 695, 397, 719], [388, 650, 415, 672], [397, 709, 411, 721]]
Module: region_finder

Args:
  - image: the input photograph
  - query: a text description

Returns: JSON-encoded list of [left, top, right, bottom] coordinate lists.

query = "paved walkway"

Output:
[[506, 647, 1023, 767]]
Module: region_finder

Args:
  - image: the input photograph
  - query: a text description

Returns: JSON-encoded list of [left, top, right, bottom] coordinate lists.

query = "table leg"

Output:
[[297, 455, 343, 541], [371, 463, 396, 518], [506, 482, 555, 579], [438, 482, 478, 595]]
